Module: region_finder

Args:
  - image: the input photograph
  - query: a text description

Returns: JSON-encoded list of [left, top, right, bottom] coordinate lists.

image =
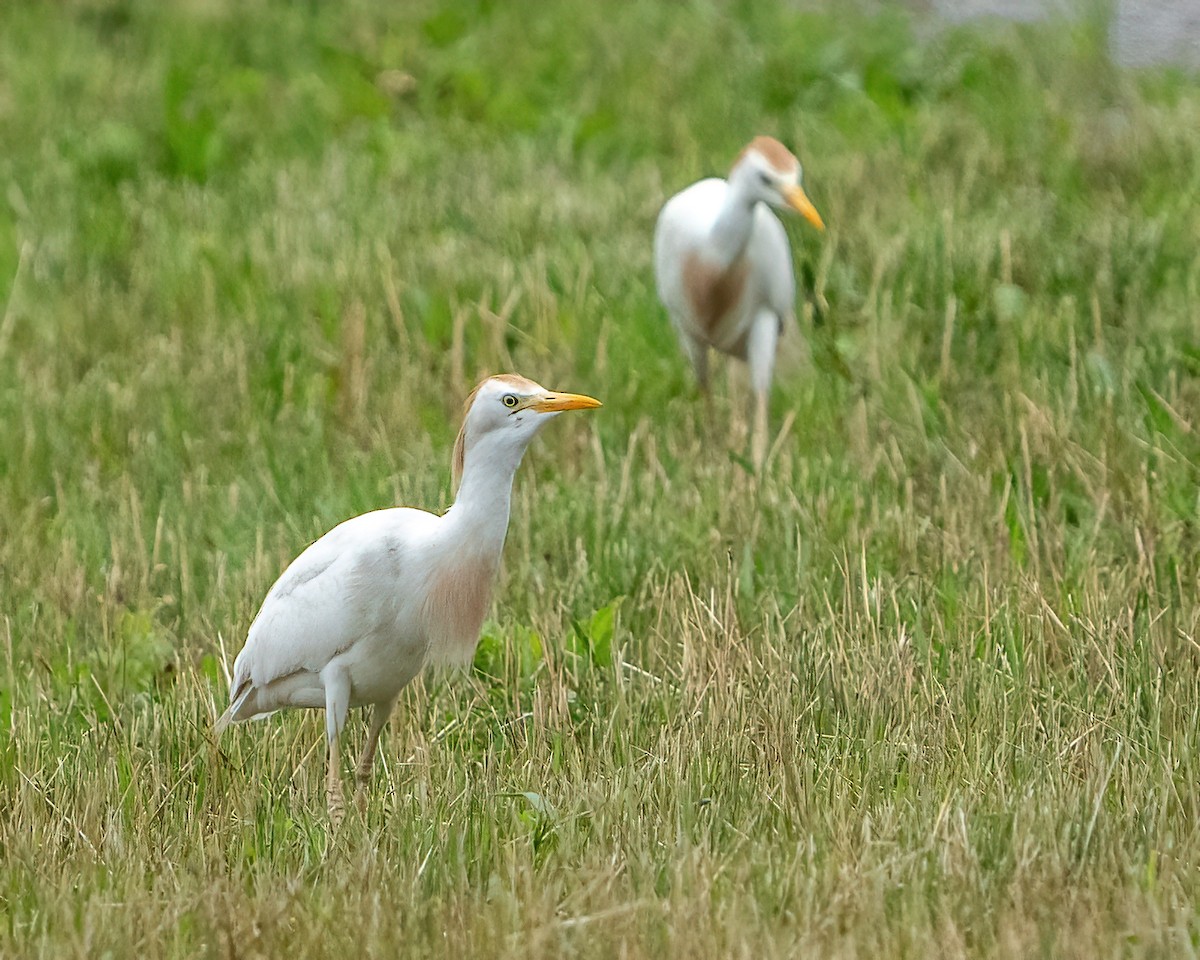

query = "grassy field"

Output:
[[3, 0, 1200, 955]]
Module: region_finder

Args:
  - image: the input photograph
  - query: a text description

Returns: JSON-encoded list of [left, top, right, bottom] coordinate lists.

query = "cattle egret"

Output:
[[653, 135, 824, 466], [215, 374, 602, 823]]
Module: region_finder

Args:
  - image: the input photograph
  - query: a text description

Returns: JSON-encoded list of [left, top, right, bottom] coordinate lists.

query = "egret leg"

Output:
[[355, 699, 396, 798], [676, 332, 713, 438], [747, 310, 781, 469], [681, 335, 711, 395], [322, 668, 352, 826], [752, 391, 769, 469], [326, 736, 345, 827]]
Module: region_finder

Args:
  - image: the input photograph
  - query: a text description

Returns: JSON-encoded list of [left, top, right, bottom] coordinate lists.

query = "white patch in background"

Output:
[[920, 0, 1200, 69]]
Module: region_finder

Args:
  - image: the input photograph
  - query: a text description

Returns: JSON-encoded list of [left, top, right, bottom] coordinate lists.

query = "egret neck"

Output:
[[708, 169, 759, 267], [442, 426, 533, 553]]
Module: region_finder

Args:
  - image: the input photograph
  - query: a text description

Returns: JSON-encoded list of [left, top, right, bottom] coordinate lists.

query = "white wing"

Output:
[[229, 507, 440, 702]]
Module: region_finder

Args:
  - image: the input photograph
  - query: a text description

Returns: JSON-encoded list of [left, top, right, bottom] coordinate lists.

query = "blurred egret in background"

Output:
[[654, 136, 824, 466]]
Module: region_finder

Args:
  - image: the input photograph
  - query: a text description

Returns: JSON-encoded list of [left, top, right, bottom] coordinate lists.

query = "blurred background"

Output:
[[2, 1, 1200, 956]]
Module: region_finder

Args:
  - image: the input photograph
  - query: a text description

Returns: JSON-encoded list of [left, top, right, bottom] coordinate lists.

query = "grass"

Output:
[[2, 0, 1200, 955]]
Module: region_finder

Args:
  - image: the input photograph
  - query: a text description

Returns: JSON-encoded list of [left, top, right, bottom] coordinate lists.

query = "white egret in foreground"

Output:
[[654, 135, 824, 466], [215, 374, 602, 822]]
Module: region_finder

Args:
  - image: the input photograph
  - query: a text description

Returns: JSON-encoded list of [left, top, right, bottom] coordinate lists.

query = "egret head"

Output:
[[731, 135, 824, 231], [452, 374, 602, 489]]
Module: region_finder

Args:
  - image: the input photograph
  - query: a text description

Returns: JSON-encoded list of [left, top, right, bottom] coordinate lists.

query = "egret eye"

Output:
[[502, 394, 519, 409], [759, 171, 772, 187]]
